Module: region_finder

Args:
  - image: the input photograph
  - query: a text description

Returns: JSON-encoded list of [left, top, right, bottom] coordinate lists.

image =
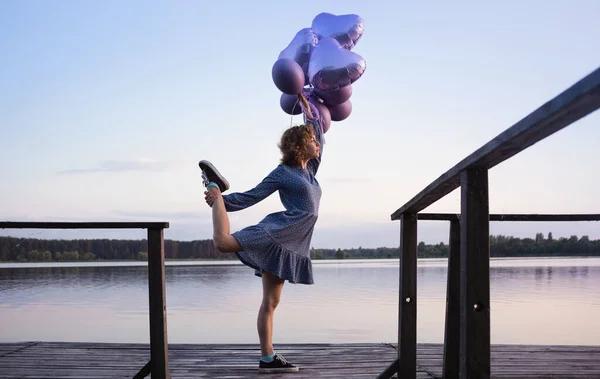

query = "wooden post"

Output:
[[147, 228, 170, 379], [459, 169, 490, 379], [443, 218, 461, 378], [398, 212, 418, 379]]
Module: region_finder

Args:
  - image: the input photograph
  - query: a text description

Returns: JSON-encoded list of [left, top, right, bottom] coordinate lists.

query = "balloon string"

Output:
[[289, 99, 299, 128], [288, 92, 316, 127], [298, 93, 315, 120]]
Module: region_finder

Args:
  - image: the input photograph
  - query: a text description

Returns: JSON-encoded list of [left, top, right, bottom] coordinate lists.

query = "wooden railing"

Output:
[[0, 222, 171, 379], [378, 66, 600, 379]]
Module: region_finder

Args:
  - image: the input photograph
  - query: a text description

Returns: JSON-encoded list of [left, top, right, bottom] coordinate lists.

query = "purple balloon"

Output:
[[272, 58, 305, 95], [311, 12, 364, 50], [308, 95, 332, 133], [280, 93, 302, 115], [278, 28, 319, 85], [309, 37, 366, 92], [328, 100, 352, 122], [315, 85, 352, 106]]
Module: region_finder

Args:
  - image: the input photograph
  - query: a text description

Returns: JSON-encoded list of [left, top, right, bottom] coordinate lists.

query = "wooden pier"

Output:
[[0, 222, 172, 379], [381, 66, 600, 379], [1, 342, 600, 378], [2, 66, 600, 378]]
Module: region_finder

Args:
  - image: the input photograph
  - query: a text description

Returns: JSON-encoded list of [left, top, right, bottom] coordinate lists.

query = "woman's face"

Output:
[[304, 133, 320, 160]]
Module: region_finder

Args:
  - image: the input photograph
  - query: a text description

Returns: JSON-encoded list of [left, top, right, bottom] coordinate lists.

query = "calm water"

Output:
[[1, 258, 599, 345]]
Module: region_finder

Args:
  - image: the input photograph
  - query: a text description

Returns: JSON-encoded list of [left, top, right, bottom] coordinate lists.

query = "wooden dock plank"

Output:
[[1, 342, 599, 378]]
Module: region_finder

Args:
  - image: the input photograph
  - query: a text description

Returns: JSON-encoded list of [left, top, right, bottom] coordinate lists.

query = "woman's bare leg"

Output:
[[257, 271, 285, 357], [205, 187, 242, 253]]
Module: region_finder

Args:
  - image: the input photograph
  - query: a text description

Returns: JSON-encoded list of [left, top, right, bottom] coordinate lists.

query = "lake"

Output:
[[1, 258, 599, 345]]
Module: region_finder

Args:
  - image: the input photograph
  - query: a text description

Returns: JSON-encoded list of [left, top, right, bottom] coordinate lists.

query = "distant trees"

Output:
[[309, 233, 599, 260], [487, 234, 597, 257], [1, 233, 599, 262], [0, 237, 226, 262]]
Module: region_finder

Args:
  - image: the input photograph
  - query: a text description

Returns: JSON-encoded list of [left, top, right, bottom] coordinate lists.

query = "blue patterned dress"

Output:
[[222, 118, 324, 285]]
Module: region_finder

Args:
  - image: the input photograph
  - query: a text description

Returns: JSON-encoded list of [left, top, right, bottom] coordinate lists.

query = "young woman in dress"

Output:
[[199, 94, 324, 373]]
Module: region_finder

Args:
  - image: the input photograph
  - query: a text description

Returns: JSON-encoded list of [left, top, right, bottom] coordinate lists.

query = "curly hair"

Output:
[[278, 124, 315, 167]]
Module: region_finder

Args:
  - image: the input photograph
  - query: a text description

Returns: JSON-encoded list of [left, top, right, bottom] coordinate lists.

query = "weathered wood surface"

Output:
[[417, 213, 600, 222], [460, 169, 491, 378], [0, 222, 169, 229], [391, 66, 600, 220], [1, 342, 600, 378], [147, 228, 170, 379], [398, 213, 418, 378], [442, 219, 461, 378]]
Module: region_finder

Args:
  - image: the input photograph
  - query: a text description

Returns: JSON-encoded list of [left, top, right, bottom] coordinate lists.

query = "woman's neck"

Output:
[[290, 160, 308, 169]]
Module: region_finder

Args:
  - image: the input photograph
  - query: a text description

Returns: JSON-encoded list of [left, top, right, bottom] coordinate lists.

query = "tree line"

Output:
[[0, 232, 598, 262], [311, 232, 600, 259], [0, 237, 229, 262]]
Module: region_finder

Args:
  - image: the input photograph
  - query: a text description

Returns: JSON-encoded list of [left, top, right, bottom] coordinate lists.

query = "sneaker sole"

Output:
[[198, 160, 230, 193], [258, 367, 300, 374]]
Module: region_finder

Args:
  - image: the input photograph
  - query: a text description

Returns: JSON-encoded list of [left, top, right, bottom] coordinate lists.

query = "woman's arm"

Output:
[[298, 95, 324, 176], [306, 119, 323, 176], [222, 167, 282, 212]]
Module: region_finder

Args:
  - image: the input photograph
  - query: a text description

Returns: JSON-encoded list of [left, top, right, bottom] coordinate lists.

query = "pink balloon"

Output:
[[328, 100, 352, 122]]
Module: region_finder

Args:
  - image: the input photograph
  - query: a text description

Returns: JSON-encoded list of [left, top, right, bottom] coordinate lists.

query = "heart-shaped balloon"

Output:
[[278, 28, 319, 85], [311, 12, 364, 50], [309, 37, 366, 92]]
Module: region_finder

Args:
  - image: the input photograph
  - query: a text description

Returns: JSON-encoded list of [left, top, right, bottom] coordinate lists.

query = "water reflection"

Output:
[[0, 258, 599, 345]]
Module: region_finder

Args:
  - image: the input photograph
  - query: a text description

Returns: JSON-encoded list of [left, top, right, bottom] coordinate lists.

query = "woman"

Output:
[[199, 94, 324, 374]]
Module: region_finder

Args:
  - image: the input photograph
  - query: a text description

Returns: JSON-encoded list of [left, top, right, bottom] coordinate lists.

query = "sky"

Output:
[[1, 1, 599, 248]]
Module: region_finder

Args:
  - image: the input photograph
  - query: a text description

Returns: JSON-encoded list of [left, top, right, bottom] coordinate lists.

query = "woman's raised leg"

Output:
[[200, 159, 240, 253], [204, 187, 242, 253]]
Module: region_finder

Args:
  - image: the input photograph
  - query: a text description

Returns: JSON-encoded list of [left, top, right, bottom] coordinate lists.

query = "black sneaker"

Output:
[[258, 354, 299, 374], [198, 160, 230, 193]]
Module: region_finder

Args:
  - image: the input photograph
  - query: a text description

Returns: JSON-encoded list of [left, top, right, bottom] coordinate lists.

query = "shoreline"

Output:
[[2, 255, 600, 269]]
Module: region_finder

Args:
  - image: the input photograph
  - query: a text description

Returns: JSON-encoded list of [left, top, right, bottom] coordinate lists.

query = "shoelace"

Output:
[[275, 355, 289, 365], [201, 171, 209, 187]]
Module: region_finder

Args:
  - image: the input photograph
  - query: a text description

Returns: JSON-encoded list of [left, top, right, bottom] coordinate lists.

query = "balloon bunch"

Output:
[[272, 12, 367, 133]]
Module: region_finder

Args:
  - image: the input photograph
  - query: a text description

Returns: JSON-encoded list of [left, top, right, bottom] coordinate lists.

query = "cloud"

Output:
[[57, 159, 183, 175]]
